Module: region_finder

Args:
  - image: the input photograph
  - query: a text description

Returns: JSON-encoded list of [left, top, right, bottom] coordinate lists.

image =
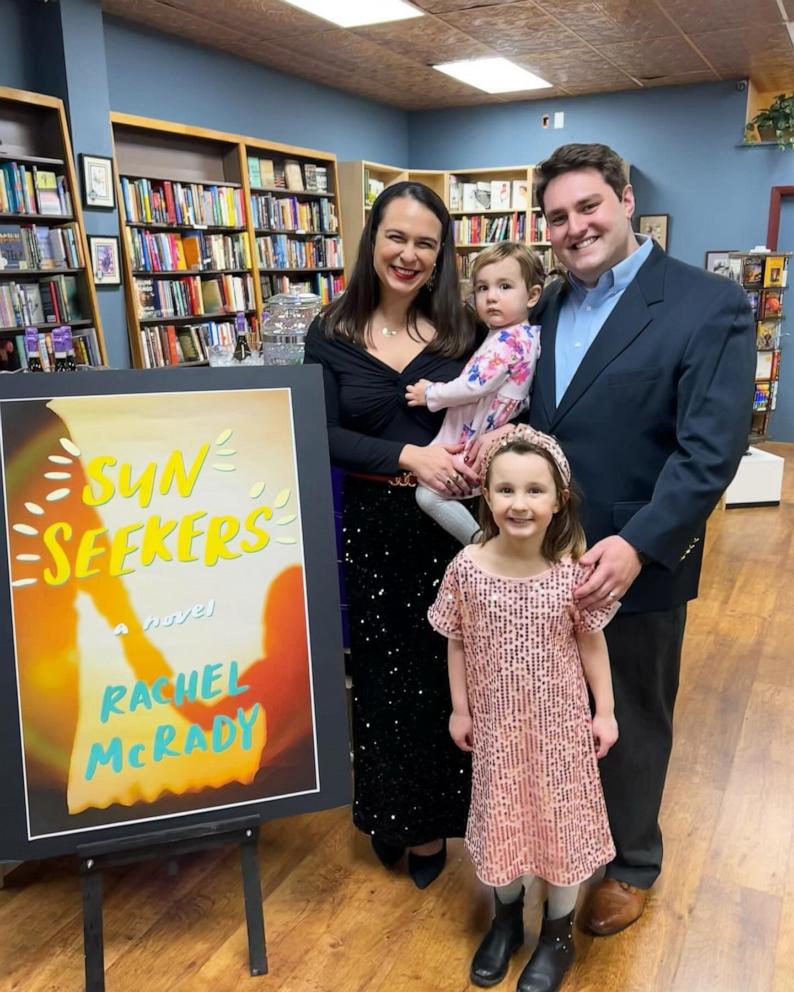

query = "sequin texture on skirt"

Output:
[[344, 475, 472, 847]]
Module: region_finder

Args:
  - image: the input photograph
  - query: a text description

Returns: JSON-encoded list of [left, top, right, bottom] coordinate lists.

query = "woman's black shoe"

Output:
[[370, 835, 405, 867], [407, 838, 447, 889], [516, 907, 575, 992], [470, 887, 525, 987]]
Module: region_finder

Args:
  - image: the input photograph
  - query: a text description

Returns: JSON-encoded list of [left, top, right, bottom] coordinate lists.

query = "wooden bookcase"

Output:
[[0, 85, 106, 368], [729, 250, 790, 440], [111, 113, 345, 369], [338, 160, 548, 290], [244, 134, 344, 306]]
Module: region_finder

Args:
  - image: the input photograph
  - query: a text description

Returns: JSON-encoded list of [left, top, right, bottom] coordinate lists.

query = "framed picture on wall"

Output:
[[704, 250, 739, 279], [80, 153, 115, 209], [88, 234, 121, 285], [638, 214, 669, 251]]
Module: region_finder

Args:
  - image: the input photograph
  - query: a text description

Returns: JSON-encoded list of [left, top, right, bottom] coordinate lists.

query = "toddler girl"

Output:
[[428, 426, 619, 992], [406, 242, 542, 544]]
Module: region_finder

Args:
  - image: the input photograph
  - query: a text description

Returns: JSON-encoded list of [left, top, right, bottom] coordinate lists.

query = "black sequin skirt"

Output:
[[344, 475, 472, 847]]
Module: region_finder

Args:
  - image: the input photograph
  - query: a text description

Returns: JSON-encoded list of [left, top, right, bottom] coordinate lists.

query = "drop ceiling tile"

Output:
[[352, 17, 494, 64], [438, 2, 582, 53], [657, 0, 784, 33], [160, 0, 334, 37], [531, 0, 676, 45], [511, 48, 634, 87], [597, 35, 711, 78], [413, 0, 522, 11], [689, 26, 794, 72]]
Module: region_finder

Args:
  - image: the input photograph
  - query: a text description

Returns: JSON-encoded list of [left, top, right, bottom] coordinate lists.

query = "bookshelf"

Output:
[[0, 85, 106, 369], [111, 113, 345, 369], [729, 250, 790, 440], [338, 160, 546, 291], [244, 134, 344, 306]]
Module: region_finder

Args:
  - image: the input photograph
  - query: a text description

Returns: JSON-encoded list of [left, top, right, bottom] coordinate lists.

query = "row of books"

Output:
[[529, 213, 549, 242], [126, 229, 252, 273], [0, 163, 72, 216], [364, 171, 386, 207], [261, 272, 344, 305], [139, 322, 209, 368], [3, 326, 100, 370], [120, 177, 246, 228], [247, 157, 329, 193], [0, 222, 83, 270], [757, 318, 782, 350], [136, 273, 254, 320], [753, 381, 777, 413], [746, 289, 783, 320], [454, 214, 526, 246], [255, 234, 343, 271], [737, 254, 788, 289], [250, 193, 338, 234], [449, 177, 529, 213], [138, 319, 257, 368], [0, 275, 82, 327], [755, 349, 780, 382]]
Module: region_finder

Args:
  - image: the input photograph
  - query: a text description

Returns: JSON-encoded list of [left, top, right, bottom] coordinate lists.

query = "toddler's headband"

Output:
[[479, 425, 571, 487]]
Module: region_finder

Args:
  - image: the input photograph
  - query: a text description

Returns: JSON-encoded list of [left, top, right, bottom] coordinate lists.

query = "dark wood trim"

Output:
[[767, 186, 794, 250]]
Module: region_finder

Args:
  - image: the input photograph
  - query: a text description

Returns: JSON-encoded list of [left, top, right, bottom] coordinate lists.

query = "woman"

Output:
[[304, 181, 480, 888]]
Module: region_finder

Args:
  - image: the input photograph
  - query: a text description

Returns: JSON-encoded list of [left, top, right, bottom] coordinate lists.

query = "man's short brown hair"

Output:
[[534, 143, 628, 214], [469, 241, 545, 292]]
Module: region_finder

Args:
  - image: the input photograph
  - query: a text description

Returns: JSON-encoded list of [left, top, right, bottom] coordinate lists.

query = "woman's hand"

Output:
[[400, 443, 478, 496], [592, 712, 619, 759], [449, 710, 473, 752]]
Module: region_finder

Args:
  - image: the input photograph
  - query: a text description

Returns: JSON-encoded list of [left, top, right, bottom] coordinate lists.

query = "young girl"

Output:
[[406, 243, 543, 544], [428, 426, 619, 992]]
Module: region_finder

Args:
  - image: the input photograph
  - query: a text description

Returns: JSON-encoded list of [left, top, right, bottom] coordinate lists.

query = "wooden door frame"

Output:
[[767, 186, 794, 250]]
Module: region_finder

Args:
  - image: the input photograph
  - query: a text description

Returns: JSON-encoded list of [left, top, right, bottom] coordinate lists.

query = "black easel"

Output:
[[77, 815, 267, 992]]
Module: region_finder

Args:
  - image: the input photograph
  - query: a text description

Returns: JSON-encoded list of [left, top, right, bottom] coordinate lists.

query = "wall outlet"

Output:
[[553, 112, 564, 129]]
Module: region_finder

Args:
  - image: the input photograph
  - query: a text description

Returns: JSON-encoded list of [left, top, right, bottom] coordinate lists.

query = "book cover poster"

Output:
[[1, 387, 319, 842]]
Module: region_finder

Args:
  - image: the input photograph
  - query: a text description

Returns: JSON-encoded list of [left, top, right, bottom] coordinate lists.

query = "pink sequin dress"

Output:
[[428, 550, 618, 887]]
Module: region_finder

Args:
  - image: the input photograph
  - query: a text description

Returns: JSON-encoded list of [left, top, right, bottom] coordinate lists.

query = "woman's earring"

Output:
[[426, 264, 437, 291]]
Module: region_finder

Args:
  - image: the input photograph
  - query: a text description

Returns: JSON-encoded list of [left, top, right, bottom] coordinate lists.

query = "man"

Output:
[[500, 143, 754, 934]]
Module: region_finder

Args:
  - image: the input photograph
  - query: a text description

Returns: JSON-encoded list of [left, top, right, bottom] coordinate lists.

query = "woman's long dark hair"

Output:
[[322, 181, 476, 358]]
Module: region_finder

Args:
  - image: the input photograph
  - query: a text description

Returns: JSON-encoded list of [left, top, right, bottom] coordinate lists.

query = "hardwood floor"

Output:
[[2, 444, 792, 992]]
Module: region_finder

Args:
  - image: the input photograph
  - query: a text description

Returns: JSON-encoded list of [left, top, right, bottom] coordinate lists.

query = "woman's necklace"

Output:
[[381, 325, 398, 337]]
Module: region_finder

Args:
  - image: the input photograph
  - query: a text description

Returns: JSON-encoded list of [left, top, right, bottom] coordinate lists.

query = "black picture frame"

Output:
[[88, 234, 121, 286], [80, 153, 115, 209]]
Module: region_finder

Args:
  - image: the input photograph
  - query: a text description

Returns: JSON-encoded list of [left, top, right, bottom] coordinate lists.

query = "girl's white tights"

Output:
[[495, 877, 580, 920]]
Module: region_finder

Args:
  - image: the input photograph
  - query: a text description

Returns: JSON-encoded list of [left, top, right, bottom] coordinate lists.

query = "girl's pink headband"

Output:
[[479, 425, 571, 487]]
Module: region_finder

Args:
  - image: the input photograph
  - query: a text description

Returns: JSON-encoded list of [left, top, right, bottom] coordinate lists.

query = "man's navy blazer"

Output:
[[527, 244, 756, 614]]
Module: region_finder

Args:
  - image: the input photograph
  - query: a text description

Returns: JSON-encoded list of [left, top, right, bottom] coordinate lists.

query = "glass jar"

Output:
[[260, 293, 322, 366]]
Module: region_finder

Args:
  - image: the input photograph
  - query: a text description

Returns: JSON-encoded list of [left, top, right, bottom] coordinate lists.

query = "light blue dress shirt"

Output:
[[555, 235, 653, 405]]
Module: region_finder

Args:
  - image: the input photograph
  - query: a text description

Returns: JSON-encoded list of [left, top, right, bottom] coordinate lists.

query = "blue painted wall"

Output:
[[103, 16, 409, 165], [410, 82, 794, 438], [409, 83, 792, 270], [0, 0, 33, 91]]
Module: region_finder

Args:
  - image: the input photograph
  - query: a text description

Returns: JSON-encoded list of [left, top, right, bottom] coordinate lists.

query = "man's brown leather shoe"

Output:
[[587, 878, 648, 935]]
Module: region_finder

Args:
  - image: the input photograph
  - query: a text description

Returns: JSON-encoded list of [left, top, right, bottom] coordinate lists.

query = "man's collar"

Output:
[[567, 234, 652, 297]]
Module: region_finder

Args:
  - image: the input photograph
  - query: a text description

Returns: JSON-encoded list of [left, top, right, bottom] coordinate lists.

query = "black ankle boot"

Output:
[[516, 906, 575, 992], [407, 838, 446, 889], [370, 835, 405, 868], [470, 887, 525, 988]]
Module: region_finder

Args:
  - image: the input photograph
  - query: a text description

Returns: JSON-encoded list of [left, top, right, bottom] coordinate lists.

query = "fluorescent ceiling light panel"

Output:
[[280, 0, 423, 27], [434, 58, 552, 94]]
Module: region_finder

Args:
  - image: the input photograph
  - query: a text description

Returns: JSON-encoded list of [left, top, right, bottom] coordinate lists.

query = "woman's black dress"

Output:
[[304, 317, 473, 846]]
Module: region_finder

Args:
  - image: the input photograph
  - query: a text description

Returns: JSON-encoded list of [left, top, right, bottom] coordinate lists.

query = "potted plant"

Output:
[[745, 92, 794, 149]]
